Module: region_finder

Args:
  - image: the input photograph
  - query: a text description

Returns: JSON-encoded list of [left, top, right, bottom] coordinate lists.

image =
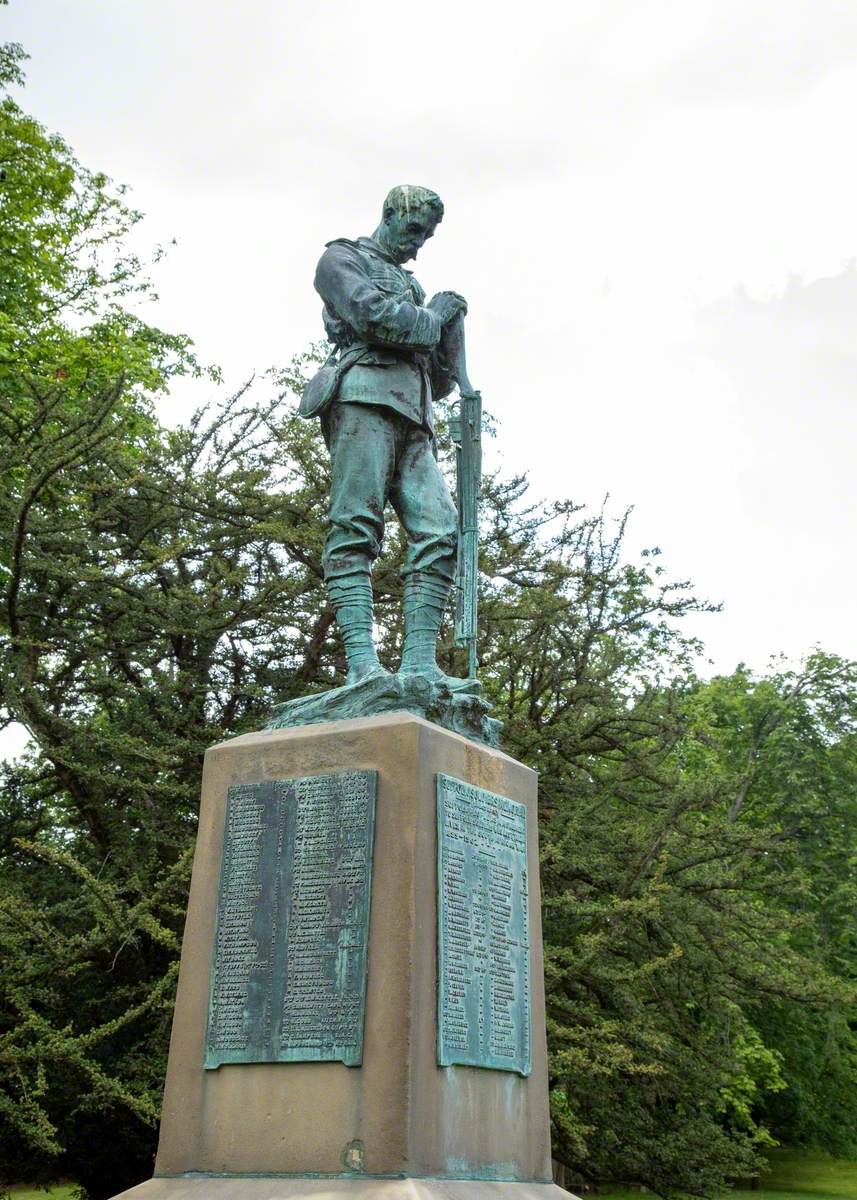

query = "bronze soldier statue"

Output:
[[301, 185, 475, 693]]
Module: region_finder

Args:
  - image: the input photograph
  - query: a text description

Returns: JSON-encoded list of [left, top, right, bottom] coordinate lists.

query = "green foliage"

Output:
[[0, 38, 210, 1197], [681, 659, 857, 1160], [537, 652, 857, 1196], [0, 50, 194, 393]]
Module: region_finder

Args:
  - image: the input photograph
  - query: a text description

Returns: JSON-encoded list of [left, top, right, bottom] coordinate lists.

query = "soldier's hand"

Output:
[[428, 291, 468, 324]]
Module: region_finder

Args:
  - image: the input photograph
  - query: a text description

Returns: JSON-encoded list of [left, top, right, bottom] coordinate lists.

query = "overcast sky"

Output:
[[4, 1, 857, 756]]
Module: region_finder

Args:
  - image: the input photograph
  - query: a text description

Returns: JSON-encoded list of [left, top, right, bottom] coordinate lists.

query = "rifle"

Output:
[[443, 314, 482, 682]]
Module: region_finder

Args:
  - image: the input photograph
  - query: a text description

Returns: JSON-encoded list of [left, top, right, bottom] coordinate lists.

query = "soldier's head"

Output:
[[375, 185, 444, 264]]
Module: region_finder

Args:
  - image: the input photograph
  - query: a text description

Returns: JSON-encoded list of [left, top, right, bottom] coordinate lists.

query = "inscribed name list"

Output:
[[436, 773, 531, 1076], [205, 771, 376, 1069]]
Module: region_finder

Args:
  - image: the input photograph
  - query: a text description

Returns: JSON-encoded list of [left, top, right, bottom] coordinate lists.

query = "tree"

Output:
[[0, 37, 204, 1194], [681, 658, 857, 1159]]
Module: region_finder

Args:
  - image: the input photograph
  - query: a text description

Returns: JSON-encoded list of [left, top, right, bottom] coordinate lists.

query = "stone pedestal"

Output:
[[112, 712, 574, 1199]]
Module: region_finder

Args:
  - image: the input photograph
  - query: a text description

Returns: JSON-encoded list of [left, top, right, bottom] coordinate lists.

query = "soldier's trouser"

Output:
[[322, 402, 457, 583]]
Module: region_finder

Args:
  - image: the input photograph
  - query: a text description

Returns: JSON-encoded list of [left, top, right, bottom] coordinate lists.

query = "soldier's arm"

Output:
[[428, 328, 456, 401], [315, 243, 442, 352]]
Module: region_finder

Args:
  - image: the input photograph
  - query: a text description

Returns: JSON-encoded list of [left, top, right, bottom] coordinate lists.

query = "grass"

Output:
[[593, 1148, 857, 1200], [3, 1188, 77, 1200], [752, 1148, 857, 1196]]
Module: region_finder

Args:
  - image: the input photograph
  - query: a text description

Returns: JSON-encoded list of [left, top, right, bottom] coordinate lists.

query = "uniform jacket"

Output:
[[314, 236, 454, 429]]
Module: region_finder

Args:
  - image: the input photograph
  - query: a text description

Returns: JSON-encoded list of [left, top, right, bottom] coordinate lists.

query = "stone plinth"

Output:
[[111, 712, 573, 1200], [115, 1180, 567, 1200]]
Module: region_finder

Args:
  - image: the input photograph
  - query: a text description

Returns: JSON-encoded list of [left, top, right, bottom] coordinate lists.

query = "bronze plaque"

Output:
[[436, 773, 531, 1075], [205, 771, 376, 1069]]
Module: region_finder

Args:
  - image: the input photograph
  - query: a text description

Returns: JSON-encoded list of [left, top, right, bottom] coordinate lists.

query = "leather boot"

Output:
[[399, 571, 479, 693], [327, 572, 390, 686]]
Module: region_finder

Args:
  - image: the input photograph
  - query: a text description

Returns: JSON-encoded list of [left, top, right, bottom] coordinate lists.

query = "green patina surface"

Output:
[[154, 1169, 550, 1184], [205, 772, 376, 1069], [436, 774, 532, 1076], [267, 669, 501, 746], [274, 186, 493, 743]]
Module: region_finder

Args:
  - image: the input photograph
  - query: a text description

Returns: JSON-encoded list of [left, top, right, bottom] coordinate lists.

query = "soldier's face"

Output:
[[384, 208, 438, 263]]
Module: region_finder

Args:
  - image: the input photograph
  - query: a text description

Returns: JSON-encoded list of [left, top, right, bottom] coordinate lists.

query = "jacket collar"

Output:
[[356, 236, 412, 272]]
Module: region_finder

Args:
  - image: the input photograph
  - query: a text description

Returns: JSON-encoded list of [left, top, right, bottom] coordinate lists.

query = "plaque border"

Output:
[[436, 772, 532, 1077], [204, 770, 377, 1070]]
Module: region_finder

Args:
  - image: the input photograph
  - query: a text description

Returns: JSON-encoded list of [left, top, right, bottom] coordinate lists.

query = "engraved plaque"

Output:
[[205, 770, 376, 1069], [436, 773, 531, 1076]]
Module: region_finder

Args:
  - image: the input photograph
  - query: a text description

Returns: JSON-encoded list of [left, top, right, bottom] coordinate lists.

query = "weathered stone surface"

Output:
[[437, 774, 531, 1076], [267, 674, 501, 747], [206, 771, 376, 1069], [111, 1176, 578, 1200], [152, 713, 550, 1183]]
